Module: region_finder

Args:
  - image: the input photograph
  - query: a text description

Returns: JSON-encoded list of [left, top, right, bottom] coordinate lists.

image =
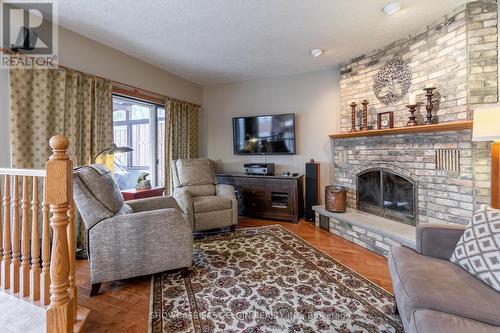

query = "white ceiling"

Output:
[[52, 0, 467, 86]]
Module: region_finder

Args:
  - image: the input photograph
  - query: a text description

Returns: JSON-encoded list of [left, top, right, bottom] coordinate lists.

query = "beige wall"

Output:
[[0, 25, 202, 167], [201, 69, 341, 202], [58, 26, 202, 105]]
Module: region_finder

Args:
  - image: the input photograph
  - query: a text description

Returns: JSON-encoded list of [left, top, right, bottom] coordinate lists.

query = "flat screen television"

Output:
[[232, 113, 296, 155]]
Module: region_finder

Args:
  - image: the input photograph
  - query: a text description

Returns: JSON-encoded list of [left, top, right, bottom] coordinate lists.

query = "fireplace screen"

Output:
[[357, 169, 416, 225]]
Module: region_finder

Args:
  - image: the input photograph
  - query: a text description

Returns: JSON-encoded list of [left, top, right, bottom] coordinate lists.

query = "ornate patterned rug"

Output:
[[149, 226, 403, 333]]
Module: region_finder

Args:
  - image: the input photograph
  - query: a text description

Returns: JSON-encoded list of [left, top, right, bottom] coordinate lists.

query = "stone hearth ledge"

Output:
[[313, 205, 416, 257]]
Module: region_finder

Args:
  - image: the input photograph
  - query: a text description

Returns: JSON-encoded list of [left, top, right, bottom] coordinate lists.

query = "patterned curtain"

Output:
[[9, 68, 113, 249], [164, 100, 200, 194], [10, 69, 113, 168]]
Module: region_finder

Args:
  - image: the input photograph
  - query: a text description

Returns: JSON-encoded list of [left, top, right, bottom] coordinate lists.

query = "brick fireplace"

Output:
[[332, 129, 487, 225], [314, 0, 497, 257]]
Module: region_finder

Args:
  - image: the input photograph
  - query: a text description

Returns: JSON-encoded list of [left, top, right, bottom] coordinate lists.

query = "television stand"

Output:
[[216, 173, 304, 223]]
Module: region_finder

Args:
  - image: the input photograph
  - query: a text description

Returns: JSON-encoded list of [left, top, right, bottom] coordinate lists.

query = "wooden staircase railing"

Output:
[[0, 135, 89, 333]]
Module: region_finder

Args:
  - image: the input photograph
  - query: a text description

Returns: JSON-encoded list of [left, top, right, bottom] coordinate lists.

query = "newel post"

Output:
[[45, 135, 73, 333]]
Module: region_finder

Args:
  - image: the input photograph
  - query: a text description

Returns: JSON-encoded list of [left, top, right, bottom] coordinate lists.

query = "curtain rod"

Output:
[[58, 64, 201, 108], [1, 48, 201, 107]]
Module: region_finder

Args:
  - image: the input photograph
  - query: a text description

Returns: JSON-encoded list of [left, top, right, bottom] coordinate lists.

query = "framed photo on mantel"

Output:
[[377, 111, 394, 129]]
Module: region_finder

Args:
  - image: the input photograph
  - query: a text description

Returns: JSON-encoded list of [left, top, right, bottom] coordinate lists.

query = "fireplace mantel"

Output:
[[329, 120, 473, 139]]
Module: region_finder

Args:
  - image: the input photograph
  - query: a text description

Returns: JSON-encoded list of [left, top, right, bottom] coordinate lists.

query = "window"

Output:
[[112, 95, 165, 190]]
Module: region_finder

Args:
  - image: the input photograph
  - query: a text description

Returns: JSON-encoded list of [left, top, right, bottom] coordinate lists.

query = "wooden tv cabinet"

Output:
[[216, 173, 304, 223]]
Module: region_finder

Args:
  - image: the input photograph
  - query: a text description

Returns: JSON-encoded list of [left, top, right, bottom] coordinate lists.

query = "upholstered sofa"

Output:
[[172, 158, 238, 232], [389, 224, 500, 333], [73, 165, 193, 296]]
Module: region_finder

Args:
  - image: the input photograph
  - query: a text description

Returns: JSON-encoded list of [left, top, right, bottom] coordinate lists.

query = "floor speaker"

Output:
[[305, 160, 320, 221]]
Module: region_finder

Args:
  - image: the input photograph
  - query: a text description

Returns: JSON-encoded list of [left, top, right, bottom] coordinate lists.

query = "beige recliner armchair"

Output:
[[73, 165, 193, 296], [172, 159, 238, 232]]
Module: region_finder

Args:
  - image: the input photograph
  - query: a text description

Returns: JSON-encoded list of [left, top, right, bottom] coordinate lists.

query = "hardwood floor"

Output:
[[76, 218, 393, 333]]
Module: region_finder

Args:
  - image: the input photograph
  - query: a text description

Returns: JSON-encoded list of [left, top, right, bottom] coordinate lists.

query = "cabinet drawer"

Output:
[[243, 197, 267, 211], [235, 177, 266, 187], [241, 186, 266, 198], [266, 178, 297, 188]]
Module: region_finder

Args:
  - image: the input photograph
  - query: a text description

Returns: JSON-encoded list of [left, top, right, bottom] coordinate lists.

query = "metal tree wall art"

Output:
[[373, 58, 412, 105]]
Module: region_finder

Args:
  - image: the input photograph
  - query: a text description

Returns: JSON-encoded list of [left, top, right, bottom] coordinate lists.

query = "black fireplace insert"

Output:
[[357, 168, 416, 225]]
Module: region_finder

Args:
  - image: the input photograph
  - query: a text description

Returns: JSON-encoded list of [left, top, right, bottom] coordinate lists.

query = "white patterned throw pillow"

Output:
[[450, 207, 500, 292]]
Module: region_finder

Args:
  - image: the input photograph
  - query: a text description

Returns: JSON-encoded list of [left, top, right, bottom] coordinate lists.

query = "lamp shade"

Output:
[[92, 143, 134, 163], [472, 104, 500, 142], [108, 143, 134, 154]]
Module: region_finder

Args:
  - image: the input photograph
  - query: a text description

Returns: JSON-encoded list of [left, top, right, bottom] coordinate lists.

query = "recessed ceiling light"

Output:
[[383, 1, 402, 16], [310, 48, 325, 58]]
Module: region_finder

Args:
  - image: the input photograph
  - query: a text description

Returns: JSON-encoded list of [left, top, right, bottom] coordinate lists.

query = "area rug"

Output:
[[150, 225, 403, 333]]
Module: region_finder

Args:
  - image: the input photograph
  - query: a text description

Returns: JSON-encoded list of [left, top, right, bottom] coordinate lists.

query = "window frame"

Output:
[[112, 94, 165, 186]]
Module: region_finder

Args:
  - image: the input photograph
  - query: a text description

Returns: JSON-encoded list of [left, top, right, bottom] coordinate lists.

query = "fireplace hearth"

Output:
[[357, 168, 416, 226]]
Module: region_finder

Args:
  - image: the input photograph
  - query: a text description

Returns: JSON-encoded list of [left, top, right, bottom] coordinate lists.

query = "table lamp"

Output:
[[472, 105, 500, 209], [92, 143, 134, 173]]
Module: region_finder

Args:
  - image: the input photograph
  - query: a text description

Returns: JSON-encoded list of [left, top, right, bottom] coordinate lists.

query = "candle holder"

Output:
[[423, 87, 436, 124], [360, 100, 369, 131], [349, 102, 358, 132], [406, 104, 419, 127]]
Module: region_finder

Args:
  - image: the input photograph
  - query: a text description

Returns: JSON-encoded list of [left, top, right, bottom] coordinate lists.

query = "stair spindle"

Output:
[[20, 176, 31, 297], [11, 175, 20, 294], [30, 177, 41, 301], [41, 199, 51, 305], [10, 176, 21, 294], [67, 202, 77, 321], [1, 175, 11, 291]]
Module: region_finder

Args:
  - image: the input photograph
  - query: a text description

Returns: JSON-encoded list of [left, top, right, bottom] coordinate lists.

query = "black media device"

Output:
[[232, 114, 296, 155], [244, 163, 275, 176]]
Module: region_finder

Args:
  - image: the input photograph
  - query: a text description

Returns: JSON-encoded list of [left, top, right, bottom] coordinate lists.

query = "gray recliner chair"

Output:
[[172, 159, 238, 232], [73, 165, 193, 296]]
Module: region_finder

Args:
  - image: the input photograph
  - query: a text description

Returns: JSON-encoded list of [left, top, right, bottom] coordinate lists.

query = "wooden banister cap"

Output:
[[49, 135, 70, 160], [49, 135, 69, 150]]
